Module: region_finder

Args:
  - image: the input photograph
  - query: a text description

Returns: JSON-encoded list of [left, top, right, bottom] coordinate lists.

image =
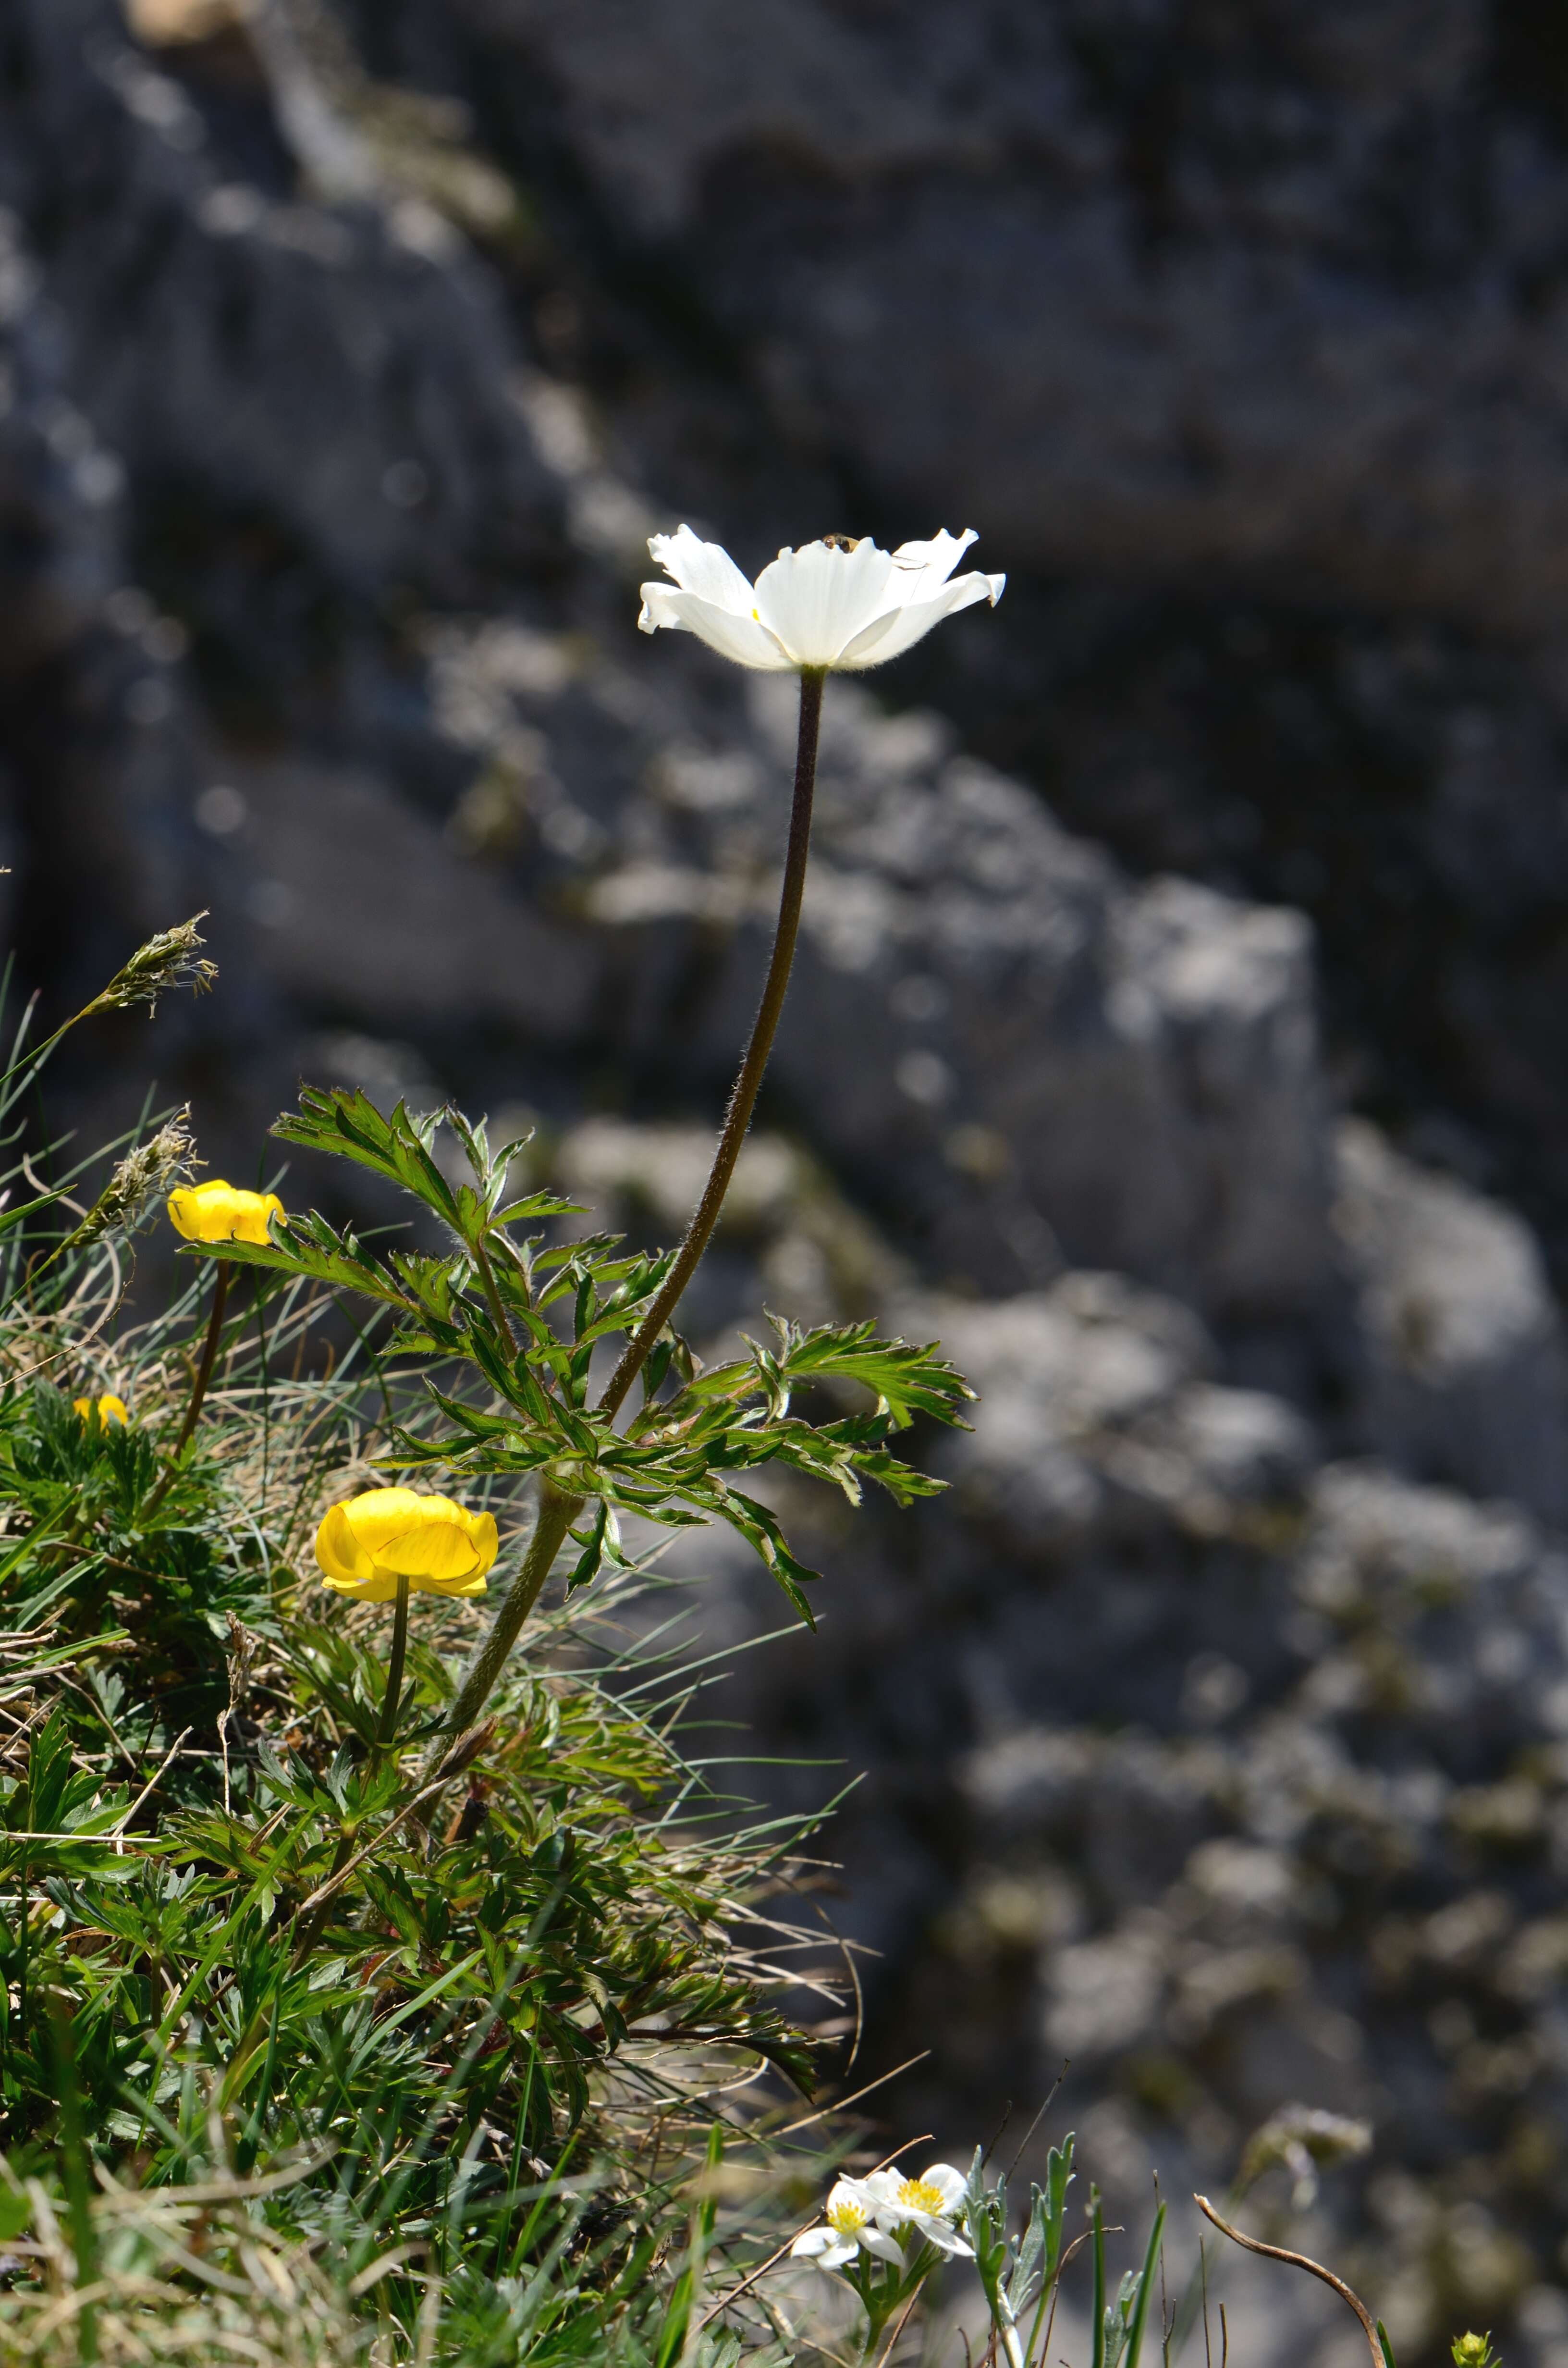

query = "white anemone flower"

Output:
[[790, 2177, 906, 2272], [638, 527, 1004, 673], [863, 2163, 974, 2257]]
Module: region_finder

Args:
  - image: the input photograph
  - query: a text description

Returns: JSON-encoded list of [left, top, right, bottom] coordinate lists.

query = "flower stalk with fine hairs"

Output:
[[420, 528, 1004, 1781], [421, 663, 822, 1773]]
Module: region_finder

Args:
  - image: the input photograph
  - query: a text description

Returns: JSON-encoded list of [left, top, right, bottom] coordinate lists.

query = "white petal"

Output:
[[790, 2227, 837, 2259], [637, 583, 794, 670], [834, 570, 1005, 670], [888, 530, 978, 601], [858, 2171, 902, 2210], [858, 2225, 906, 2265], [919, 2164, 968, 2212], [646, 525, 757, 617], [920, 2226, 975, 2259], [753, 538, 898, 667]]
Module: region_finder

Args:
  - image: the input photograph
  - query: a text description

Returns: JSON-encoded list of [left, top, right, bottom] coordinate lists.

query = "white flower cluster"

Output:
[[789, 2161, 973, 2273]]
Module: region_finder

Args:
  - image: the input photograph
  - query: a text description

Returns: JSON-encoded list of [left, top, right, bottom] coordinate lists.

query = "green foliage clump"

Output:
[[0, 933, 972, 2364]]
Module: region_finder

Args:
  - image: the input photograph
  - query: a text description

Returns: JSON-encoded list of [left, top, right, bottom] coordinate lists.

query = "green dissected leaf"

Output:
[[271, 1086, 580, 1251], [272, 1085, 464, 1227], [1041, 2129, 1075, 2289], [681, 1313, 973, 1431], [387, 1250, 471, 1330], [709, 1489, 819, 1625], [849, 1446, 948, 1504], [419, 1386, 517, 1443], [179, 1208, 415, 1314], [563, 1500, 635, 1597], [767, 1315, 975, 1426]]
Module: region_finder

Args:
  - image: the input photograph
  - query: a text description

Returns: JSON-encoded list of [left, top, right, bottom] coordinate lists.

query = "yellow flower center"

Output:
[[827, 2199, 868, 2237], [897, 2177, 946, 2218]]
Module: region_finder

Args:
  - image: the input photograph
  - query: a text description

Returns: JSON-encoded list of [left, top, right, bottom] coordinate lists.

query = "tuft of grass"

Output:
[[0, 946, 842, 2364]]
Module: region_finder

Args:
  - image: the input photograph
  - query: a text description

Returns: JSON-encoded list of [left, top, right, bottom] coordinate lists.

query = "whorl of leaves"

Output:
[[187, 1085, 974, 1619]]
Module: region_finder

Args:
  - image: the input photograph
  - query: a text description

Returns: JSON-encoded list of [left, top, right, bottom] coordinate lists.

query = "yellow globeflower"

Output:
[[315, 1487, 498, 1603], [73, 1393, 129, 1429], [167, 1180, 285, 1246]]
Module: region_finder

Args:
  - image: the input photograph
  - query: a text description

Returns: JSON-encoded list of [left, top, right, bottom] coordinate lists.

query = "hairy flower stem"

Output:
[[421, 668, 826, 1778], [598, 667, 824, 1422], [144, 1262, 230, 1515], [377, 1577, 411, 1748]]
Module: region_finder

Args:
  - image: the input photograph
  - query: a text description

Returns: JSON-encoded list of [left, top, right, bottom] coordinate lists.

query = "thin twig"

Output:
[[111, 1728, 192, 1855], [290, 1775, 454, 1923], [1200, 2242, 1212, 2368], [1004, 2071, 1066, 2182], [982, 2099, 1015, 2171], [1195, 2196, 1384, 2368], [773, 2056, 930, 2136], [870, 2284, 921, 2368]]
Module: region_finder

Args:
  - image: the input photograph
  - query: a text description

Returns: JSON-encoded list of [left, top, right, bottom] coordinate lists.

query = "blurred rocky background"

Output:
[[9, 0, 1568, 2358]]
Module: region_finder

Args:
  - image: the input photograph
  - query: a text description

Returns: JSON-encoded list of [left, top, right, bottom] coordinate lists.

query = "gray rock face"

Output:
[[0, 193, 217, 1028], [1334, 1118, 1568, 1522], [904, 1272, 1316, 1551], [0, 0, 1336, 1326], [457, 656, 1337, 1315], [3, 0, 561, 602], [323, 0, 1568, 1312], [443, 0, 1568, 634], [655, 1209, 1568, 2351]]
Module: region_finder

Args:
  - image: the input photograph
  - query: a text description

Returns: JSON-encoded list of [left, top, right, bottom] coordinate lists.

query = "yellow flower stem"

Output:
[[377, 1575, 411, 1749], [144, 1260, 230, 1515], [420, 668, 827, 1782]]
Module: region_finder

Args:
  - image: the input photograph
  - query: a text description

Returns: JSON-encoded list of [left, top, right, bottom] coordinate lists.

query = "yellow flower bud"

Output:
[[1453, 2339, 1495, 2368], [314, 1487, 498, 1603], [167, 1180, 285, 1246], [73, 1393, 129, 1429]]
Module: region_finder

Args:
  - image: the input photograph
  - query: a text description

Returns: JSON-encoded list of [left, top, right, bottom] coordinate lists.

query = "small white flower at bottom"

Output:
[[790, 2178, 906, 2272], [863, 2163, 974, 2257]]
